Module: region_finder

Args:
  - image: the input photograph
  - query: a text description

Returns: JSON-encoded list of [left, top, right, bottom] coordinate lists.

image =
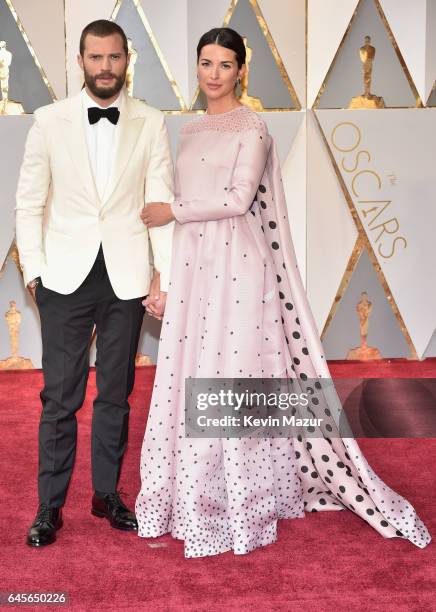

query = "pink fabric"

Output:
[[136, 106, 431, 558]]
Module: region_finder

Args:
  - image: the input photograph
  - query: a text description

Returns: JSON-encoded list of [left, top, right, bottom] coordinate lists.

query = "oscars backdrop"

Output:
[[0, 0, 435, 369]]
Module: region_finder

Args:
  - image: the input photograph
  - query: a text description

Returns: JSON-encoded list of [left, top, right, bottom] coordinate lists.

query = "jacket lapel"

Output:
[[57, 93, 100, 206], [102, 91, 145, 206]]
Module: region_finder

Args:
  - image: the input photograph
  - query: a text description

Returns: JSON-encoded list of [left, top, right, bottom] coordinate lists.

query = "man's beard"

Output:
[[84, 68, 126, 99]]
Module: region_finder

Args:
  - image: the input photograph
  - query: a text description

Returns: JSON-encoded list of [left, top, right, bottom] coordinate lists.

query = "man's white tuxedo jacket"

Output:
[[15, 90, 174, 298]]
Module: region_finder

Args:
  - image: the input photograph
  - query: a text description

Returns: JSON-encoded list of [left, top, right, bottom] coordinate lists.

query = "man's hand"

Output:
[[141, 202, 175, 228], [27, 278, 39, 299], [143, 272, 167, 320]]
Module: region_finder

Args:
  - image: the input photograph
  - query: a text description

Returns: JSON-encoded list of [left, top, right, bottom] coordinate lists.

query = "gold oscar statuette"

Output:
[[126, 38, 138, 97], [0, 41, 24, 115], [346, 292, 382, 360], [238, 37, 264, 112], [0, 301, 33, 369], [349, 35, 385, 109]]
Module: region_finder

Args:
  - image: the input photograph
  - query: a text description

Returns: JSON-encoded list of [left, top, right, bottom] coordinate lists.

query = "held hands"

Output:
[[143, 271, 167, 320], [141, 202, 175, 228]]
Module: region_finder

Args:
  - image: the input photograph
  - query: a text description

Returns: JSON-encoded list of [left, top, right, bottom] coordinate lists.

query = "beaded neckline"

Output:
[[205, 105, 246, 116], [182, 104, 266, 135]]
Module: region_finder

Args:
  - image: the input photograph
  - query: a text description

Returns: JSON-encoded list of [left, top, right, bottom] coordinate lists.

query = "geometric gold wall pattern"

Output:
[[12, 0, 67, 100], [316, 109, 436, 358], [0, 0, 55, 113], [0, 115, 34, 269], [314, 0, 421, 109], [191, 0, 301, 111], [322, 247, 411, 359], [112, 0, 186, 110], [426, 82, 436, 107]]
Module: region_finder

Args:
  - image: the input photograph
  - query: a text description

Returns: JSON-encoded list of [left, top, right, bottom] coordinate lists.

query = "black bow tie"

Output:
[[88, 106, 120, 125]]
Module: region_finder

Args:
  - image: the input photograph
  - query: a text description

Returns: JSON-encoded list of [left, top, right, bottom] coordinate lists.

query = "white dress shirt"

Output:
[[82, 88, 121, 202]]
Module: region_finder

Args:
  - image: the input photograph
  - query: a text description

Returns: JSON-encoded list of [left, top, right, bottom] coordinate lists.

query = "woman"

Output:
[[135, 27, 431, 558]]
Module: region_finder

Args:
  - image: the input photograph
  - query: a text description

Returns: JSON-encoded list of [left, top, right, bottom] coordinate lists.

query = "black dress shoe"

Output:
[[26, 503, 63, 547], [91, 491, 138, 531]]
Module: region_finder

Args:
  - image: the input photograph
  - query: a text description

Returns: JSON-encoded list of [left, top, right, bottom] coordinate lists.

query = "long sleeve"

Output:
[[171, 128, 270, 224], [145, 114, 175, 292], [15, 117, 51, 286]]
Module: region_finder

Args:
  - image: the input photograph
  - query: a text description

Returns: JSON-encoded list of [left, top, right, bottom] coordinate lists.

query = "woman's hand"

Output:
[[143, 292, 167, 320], [141, 203, 175, 228]]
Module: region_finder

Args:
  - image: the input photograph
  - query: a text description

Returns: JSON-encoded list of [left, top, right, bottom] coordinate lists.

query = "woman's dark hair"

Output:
[[197, 28, 246, 68], [80, 20, 128, 57]]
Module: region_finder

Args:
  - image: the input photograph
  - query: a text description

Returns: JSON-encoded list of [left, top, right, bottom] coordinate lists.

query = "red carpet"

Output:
[[329, 357, 436, 378], [1, 363, 435, 611]]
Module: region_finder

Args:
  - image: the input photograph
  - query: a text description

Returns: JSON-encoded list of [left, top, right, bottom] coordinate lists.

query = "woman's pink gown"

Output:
[[135, 105, 431, 558]]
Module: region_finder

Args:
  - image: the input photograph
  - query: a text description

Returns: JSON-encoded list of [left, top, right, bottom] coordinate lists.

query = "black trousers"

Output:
[[35, 245, 145, 507]]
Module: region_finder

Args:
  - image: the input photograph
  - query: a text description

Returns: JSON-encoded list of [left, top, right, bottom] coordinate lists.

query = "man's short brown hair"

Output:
[[80, 20, 128, 56]]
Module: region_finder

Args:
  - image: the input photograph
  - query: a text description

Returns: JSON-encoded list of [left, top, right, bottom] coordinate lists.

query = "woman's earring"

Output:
[[237, 78, 241, 85]]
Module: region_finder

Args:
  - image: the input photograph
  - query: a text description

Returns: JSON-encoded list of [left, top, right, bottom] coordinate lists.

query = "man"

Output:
[[15, 20, 173, 547]]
